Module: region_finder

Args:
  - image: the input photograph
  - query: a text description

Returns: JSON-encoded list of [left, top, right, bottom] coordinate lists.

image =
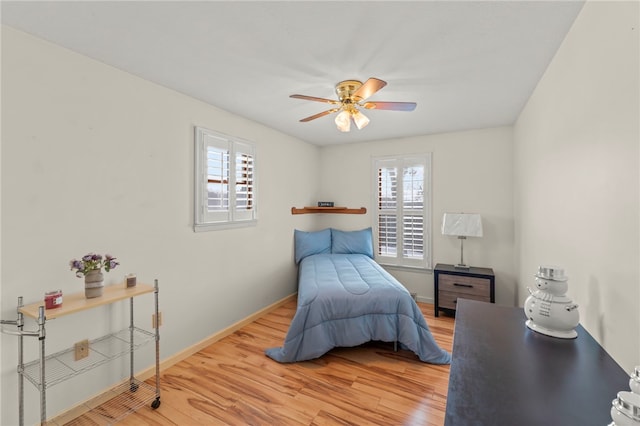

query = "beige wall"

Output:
[[1, 26, 319, 424], [514, 0, 640, 372], [316, 127, 516, 306]]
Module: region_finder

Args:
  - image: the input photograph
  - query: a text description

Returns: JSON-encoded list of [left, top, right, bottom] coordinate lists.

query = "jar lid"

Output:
[[535, 265, 568, 281], [613, 391, 640, 421], [45, 289, 62, 295]]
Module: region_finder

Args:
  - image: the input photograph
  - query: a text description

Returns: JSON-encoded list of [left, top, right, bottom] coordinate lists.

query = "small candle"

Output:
[[44, 290, 63, 309]]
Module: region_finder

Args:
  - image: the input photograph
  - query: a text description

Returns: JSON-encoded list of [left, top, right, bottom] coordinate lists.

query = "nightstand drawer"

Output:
[[433, 264, 495, 317], [439, 290, 491, 310], [439, 274, 491, 298]]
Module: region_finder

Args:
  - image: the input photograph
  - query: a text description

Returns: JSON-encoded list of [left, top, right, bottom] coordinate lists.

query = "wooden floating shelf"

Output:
[[291, 207, 367, 215]]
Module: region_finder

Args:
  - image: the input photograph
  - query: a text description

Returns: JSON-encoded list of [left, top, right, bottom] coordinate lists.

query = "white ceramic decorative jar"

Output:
[[524, 266, 579, 339], [630, 367, 640, 395], [610, 391, 640, 425]]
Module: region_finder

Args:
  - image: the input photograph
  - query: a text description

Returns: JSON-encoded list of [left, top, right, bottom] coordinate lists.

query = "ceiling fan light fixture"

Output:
[[335, 110, 351, 132], [292, 77, 416, 131], [352, 109, 370, 130]]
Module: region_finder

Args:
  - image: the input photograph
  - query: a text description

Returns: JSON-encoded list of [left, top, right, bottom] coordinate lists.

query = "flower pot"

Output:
[[84, 269, 104, 298]]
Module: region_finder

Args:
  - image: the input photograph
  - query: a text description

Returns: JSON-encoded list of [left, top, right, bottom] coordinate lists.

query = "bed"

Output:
[[265, 228, 451, 364]]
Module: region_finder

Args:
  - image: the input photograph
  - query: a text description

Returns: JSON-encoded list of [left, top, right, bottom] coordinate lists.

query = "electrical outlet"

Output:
[[152, 312, 163, 328], [74, 339, 89, 361]]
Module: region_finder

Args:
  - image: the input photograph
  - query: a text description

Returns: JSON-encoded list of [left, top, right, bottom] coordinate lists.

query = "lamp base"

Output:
[[454, 264, 471, 270]]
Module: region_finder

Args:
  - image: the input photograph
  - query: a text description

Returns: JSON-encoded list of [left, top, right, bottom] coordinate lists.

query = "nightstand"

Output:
[[433, 263, 495, 317]]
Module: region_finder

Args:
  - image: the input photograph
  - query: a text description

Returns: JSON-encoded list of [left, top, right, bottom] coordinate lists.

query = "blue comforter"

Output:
[[265, 254, 451, 364]]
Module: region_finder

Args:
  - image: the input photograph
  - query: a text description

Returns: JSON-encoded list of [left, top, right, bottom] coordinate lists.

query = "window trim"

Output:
[[194, 126, 257, 232], [371, 153, 432, 270]]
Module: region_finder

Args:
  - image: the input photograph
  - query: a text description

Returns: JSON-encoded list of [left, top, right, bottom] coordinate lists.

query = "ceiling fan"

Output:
[[290, 78, 417, 132]]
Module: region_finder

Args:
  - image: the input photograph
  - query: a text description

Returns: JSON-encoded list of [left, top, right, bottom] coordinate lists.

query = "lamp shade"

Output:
[[441, 213, 483, 237]]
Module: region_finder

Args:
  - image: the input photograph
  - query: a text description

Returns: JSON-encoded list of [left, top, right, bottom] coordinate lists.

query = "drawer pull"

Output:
[[454, 283, 474, 288]]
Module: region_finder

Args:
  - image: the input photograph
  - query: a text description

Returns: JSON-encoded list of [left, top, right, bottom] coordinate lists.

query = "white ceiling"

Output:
[[1, 1, 585, 146]]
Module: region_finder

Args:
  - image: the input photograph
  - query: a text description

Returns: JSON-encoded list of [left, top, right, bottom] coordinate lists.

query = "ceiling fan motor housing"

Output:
[[335, 80, 363, 102]]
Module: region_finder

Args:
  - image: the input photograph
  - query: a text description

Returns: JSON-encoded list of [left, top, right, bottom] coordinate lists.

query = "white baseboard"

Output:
[[416, 295, 434, 304]]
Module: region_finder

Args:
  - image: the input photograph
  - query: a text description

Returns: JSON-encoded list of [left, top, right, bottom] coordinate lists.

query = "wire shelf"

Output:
[[21, 327, 155, 388], [49, 378, 158, 426]]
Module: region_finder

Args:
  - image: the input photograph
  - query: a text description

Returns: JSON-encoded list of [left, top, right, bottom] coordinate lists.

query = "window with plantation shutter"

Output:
[[194, 127, 257, 231], [373, 154, 431, 269]]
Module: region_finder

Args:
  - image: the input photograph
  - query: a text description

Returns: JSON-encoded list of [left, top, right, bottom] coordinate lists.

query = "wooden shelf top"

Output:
[[291, 206, 367, 215], [19, 283, 155, 320]]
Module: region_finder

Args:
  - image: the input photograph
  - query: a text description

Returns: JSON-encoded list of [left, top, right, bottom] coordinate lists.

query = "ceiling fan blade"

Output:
[[362, 101, 417, 111], [299, 108, 340, 122], [352, 78, 387, 101], [290, 94, 340, 104]]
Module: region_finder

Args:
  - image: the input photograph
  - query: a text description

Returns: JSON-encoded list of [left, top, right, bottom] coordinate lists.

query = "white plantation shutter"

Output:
[[195, 127, 257, 231], [373, 154, 431, 268], [232, 140, 255, 221], [377, 161, 398, 257], [206, 146, 228, 211], [203, 133, 231, 223]]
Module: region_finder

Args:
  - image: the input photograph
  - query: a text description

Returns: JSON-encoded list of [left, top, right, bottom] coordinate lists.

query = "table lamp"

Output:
[[441, 213, 483, 269]]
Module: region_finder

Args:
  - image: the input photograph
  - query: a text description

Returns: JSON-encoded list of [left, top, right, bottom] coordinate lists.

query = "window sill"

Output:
[[194, 220, 257, 232], [377, 263, 433, 274]]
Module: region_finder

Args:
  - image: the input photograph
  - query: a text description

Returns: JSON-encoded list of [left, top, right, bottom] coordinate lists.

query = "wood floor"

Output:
[[74, 300, 455, 426]]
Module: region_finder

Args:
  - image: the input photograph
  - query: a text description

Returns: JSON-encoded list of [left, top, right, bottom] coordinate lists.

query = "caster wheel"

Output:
[[130, 383, 139, 392], [151, 398, 161, 409]]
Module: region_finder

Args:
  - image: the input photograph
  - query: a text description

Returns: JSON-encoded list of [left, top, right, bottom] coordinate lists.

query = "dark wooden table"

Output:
[[445, 299, 629, 426]]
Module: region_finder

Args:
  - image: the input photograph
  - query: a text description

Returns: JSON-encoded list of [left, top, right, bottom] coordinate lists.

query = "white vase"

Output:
[[84, 269, 104, 298]]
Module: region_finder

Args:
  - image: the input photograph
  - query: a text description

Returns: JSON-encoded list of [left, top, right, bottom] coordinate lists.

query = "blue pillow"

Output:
[[331, 228, 374, 258], [294, 229, 331, 264]]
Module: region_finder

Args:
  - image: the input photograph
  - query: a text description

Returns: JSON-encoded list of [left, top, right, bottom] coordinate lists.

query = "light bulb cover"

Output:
[[352, 110, 370, 129], [335, 110, 351, 132]]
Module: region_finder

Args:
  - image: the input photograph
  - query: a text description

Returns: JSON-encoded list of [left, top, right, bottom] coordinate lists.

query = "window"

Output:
[[373, 154, 431, 269], [194, 127, 256, 231]]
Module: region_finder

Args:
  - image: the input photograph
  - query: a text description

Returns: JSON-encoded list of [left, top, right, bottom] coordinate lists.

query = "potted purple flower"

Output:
[[69, 253, 119, 298]]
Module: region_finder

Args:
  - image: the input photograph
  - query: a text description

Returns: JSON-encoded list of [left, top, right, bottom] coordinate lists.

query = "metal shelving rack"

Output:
[[1, 280, 161, 425]]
